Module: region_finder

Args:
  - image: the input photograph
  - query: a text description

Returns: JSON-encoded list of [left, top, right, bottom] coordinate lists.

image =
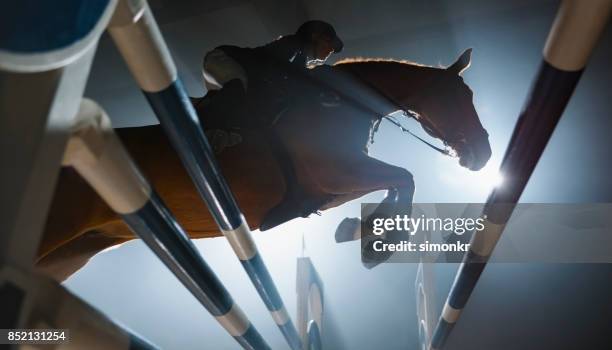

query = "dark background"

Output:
[[65, 1, 612, 349]]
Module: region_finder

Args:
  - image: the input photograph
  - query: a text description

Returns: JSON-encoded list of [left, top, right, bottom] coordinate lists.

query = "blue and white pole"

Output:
[[414, 207, 437, 350], [1, 1, 157, 348], [0, 0, 117, 275], [296, 240, 324, 350], [106, 2, 302, 348], [63, 99, 270, 350], [430, 1, 612, 349]]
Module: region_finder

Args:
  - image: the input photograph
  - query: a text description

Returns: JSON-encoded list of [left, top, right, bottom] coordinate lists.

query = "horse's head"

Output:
[[398, 49, 491, 171]]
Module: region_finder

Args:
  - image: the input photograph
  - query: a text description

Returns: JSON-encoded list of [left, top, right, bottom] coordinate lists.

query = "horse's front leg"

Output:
[[311, 154, 414, 196], [310, 155, 415, 260]]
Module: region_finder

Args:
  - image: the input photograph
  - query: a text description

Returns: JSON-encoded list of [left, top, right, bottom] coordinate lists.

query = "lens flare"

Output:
[[490, 171, 504, 188], [473, 165, 504, 190], [438, 156, 504, 197]]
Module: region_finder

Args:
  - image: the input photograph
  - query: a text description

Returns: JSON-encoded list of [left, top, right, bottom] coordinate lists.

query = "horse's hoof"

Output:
[[360, 236, 392, 270], [362, 260, 383, 270], [335, 217, 361, 243]]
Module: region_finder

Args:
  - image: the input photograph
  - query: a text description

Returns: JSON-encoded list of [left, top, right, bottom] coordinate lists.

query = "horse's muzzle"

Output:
[[457, 135, 491, 171]]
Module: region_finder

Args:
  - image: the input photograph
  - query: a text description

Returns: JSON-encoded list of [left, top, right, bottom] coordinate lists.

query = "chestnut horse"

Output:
[[37, 49, 491, 280]]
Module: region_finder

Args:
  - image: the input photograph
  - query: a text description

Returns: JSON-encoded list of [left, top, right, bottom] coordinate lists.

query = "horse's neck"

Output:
[[336, 61, 437, 114]]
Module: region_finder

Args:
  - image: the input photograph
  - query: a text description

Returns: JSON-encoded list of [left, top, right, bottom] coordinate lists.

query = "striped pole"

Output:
[[414, 208, 437, 350], [0, 1, 158, 348], [296, 240, 324, 350], [0, 0, 117, 273], [2, 262, 159, 349], [430, 1, 612, 349], [64, 99, 269, 350], [107, 1, 302, 348]]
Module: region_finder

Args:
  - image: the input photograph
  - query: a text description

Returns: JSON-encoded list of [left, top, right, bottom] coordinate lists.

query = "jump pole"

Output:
[[63, 99, 270, 350], [430, 1, 612, 349], [296, 239, 325, 350], [0, 1, 157, 348], [106, 1, 302, 348]]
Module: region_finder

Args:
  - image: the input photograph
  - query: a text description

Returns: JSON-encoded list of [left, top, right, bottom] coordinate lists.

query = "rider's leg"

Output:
[[199, 79, 251, 128], [199, 49, 251, 129], [202, 48, 248, 92]]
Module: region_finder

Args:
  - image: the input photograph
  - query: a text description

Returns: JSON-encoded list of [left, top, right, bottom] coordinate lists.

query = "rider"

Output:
[[199, 20, 344, 134]]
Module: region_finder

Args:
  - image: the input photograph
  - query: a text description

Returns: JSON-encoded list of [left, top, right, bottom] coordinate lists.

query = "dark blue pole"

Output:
[[430, 1, 611, 348], [108, 3, 302, 349], [65, 99, 270, 350]]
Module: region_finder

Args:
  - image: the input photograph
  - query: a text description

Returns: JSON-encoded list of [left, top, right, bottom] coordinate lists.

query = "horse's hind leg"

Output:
[[36, 224, 132, 282], [39, 167, 118, 260]]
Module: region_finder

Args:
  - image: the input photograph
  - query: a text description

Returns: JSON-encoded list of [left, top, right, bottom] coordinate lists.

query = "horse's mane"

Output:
[[334, 57, 436, 69]]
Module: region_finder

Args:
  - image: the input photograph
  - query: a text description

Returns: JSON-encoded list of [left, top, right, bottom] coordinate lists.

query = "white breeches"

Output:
[[202, 48, 248, 91]]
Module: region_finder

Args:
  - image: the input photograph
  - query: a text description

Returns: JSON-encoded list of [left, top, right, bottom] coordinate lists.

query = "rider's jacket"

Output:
[[216, 34, 312, 85], [214, 36, 312, 126], [258, 34, 311, 68]]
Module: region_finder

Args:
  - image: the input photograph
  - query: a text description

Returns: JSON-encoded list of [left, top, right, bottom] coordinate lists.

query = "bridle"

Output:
[[294, 61, 460, 158], [351, 72, 458, 158], [383, 112, 456, 157]]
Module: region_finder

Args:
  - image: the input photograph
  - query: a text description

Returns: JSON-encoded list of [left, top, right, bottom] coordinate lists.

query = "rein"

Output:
[[383, 113, 456, 157], [281, 60, 457, 158]]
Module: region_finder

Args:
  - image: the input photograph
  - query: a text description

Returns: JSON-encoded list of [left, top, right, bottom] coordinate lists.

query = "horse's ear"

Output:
[[447, 48, 472, 76]]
